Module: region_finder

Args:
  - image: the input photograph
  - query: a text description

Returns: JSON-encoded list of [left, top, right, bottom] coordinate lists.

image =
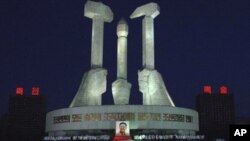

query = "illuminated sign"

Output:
[[72, 114, 82, 122], [53, 113, 193, 124], [133, 135, 205, 140], [203, 85, 212, 94], [220, 86, 228, 95], [84, 113, 102, 121], [53, 115, 70, 124], [44, 135, 110, 141], [32, 87, 40, 96], [16, 87, 24, 95], [104, 113, 135, 121]]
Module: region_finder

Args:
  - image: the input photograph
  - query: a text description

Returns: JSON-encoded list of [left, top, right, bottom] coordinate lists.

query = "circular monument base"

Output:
[[46, 105, 198, 136]]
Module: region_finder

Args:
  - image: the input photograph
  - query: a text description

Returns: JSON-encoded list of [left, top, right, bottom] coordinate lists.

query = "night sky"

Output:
[[0, 0, 249, 117]]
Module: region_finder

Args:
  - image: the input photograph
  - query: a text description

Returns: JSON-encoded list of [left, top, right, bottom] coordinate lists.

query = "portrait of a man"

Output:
[[116, 121, 130, 136]]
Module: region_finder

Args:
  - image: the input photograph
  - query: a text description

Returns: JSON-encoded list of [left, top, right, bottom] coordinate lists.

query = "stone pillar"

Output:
[[112, 19, 131, 105]]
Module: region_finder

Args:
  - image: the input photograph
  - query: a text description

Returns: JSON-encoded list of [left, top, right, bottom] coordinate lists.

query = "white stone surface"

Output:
[[138, 69, 175, 106], [46, 105, 198, 133], [84, 1, 113, 22], [69, 1, 113, 107], [84, 0, 113, 68], [142, 17, 155, 69], [130, 2, 160, 69], [131, 3, 175, 106], [112, 79, 131, 105], [112, 19, 131, 105], [117, 19, 128, 37], [116, 19, 128, 79], [130, 3, 160, 19], [69, 68, 107, 107]]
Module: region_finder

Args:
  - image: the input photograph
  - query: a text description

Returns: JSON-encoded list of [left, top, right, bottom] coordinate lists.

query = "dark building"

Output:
[[235, 117, 250, 125], [0, 87, 46, 141], [196, 86, 235, 141]]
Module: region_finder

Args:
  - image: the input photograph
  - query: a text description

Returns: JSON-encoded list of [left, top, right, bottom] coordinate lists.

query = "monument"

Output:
[[69, 1, 113, 107], [130, 3, 175, 106], [45, 1, 199, 140], [112, 19, 131, 105]]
